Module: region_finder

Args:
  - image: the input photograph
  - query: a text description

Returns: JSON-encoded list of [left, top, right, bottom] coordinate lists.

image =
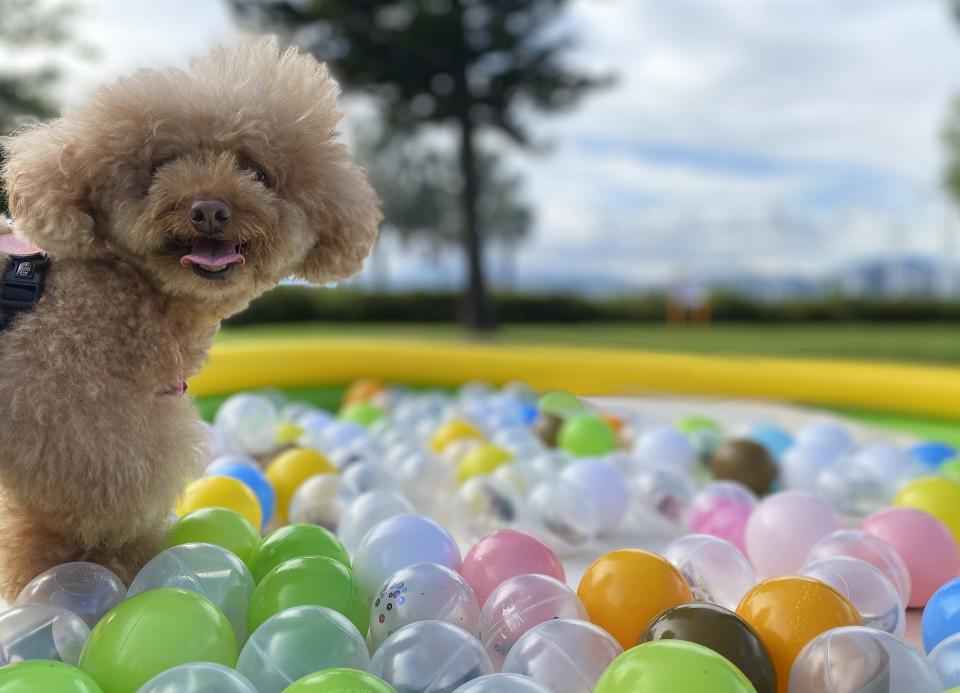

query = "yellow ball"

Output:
[[275, 421, 305, 446], [430, 419, 485, 454], [456, 444, 513, 484], [894, 476, 960, 550], [177, 476, 262, 530], [266, 448, 337, 522]]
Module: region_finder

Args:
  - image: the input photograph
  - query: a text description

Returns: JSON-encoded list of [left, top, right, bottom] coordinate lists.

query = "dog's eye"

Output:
[[150, 160, 168, 177], [238, 158, 268, 186]]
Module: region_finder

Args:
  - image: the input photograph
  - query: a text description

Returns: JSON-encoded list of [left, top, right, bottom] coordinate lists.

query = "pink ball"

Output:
[[685, 482, 758, 553], [460, 529, 565, 606], [861, 507, 960, 607], [745, 491, 842, 578]]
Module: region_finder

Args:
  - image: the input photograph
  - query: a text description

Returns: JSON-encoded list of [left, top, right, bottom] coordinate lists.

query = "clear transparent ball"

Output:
[[369, 620, 493, 692], [450, 475, 524, 544], [815, 463, 889, 520], [661, 534, 757, 611], [206, 454, 261, 475], [238, 605, 369, 693], [396, 452, 455, 515], [478, 573, 589, 670], [214, 394, 279, 456], [14, 561, 125, 629], [128, 542, 255, 646], [525, 479, 600, 555], [781, 443, 839, 493], [0, 604, 89, 666], [928, 631, 960, 689], [337, 490, 415, 556], [296, 411, 335, 450], [453, 673, 552, 692], [341, 461, 394, 496], [560, 459, 629, 533], [288, 474, 355, 531], [501, 618, 623, 693], [138, 662, 258, 693], [795, 421, 854, 457], [806, 529, 912, 607], [851, 443, 917, 492], [370, 563, 480, 651], [623, 464, 695, 534], [789, 626, 941, 692], [799, 556, 905, 636], [492, 462, 544, 497], [631, 425, 696, 473]]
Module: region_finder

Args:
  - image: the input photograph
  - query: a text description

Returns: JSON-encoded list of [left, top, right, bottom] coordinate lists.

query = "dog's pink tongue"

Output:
[[179, 238, 245, 268]]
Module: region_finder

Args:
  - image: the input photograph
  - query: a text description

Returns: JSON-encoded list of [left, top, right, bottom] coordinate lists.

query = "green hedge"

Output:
[[224, 286, 960, 325]]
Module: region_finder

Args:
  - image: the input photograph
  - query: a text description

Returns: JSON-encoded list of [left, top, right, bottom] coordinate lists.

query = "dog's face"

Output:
[[1, 40, 380, 312]]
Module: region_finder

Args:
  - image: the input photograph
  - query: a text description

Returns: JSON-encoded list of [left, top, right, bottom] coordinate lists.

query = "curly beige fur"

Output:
[[0, 39, 380, 599]]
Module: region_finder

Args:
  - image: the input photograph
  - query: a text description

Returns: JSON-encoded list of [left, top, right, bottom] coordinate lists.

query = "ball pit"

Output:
[[14, 562, 125, 629]]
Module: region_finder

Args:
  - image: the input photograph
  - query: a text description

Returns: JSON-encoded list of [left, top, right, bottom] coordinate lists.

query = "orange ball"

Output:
[[736, 576, 862, 693], [577, 548, 693, 649], [342, 378, 385, 406]]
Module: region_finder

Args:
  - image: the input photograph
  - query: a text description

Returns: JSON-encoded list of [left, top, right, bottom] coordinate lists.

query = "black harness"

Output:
[[0, 252, 48, 332]]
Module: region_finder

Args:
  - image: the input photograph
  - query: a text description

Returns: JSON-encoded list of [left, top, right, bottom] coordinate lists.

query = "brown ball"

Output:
[[711, 438, 778, 495], [534, 411, 564, 447]]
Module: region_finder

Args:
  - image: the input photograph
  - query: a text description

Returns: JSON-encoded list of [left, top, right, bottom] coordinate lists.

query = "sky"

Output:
[[16, 0, 960, 293]]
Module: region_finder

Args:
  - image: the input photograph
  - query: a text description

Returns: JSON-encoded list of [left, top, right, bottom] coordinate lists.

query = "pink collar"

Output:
[[0, 233, 45, 257]]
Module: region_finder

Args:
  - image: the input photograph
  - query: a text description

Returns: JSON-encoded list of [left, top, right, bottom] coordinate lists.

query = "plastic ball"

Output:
[[745, 491, 842, 577], [533, 412, 563, 447], [252, 524, 349, 581], [790, 626, 941, 692], [128, 543, 255, 646], [631, 425, 696, 472], [395, 451, 455, 514], [594, 639, 757, 693], [524, 479, 600, 555], [0, 661, 102, 693], [815, 463, 889, 520], [501, 618, 622, 693], [577, 548, 693, 649], [746, 423, 794, 462], [206, 460, 275, 529], [537, 391, 584, 417], [0, 605, 89, 666], [369, 620, 494, 691], [894, 476, 960, 549], [343, 378, 386, 406], [238, 605, 369, 693], [623, 464, 695, 534], [560, 458, 628, 532], [247, 556, 368, 635], [14, 562, 125, 629], [206, 454, 260, 475], [340, 402, 385, 427], [430, 419, 485, 454], [265, 448, 337, 523], [215, 394, 279, 456], [851, 443, 918, 492], [336, 490, 415, 555], [781, 442, 838, 493], [556, 415, 617, 458], [453, 674, 550, 692], [296, 412, 335, 449], [352, 514, 461, 598], [923, 577, 960, 653], [370, 563, 480, 650], [736, 576, 862, 692], [944, 458, 960, 483], [684, 481, 758, 553], [285, 668, 397, 692], [710, 439, 778, 495], [287, 474, 353, 530], [177, 476, 262, 530], [911, 441, 956, 467], [456, 445, 513, 484], [165, 508, 261, 567], [806, 529, 912, 608], [478, 574, 588, 668], [137, 663, 257, 693], [861, 506, 960, 607], [78, 588, 237, 693], [928, 632, 960, 689], [641, 602, 775, 693], [661, 534, 757, 611], [460, 529, 565, 607], [799, 556, 905, 635], [795, 420, 853, 457], [341, 461, 393, 496], [450, 475, 524, 544]]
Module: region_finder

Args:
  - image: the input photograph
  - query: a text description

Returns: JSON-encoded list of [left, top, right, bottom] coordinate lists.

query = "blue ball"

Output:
[[747, 424, 794, 462], [922, 576, 960, 653], [208, 461, 275, 529], [910, 441, 956, 468]]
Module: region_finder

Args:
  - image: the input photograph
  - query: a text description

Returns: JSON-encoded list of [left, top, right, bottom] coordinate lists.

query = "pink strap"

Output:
[[0, 233, 44, 256]]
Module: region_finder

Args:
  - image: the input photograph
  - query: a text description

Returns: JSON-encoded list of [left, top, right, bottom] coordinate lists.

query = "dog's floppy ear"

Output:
[[1, 121, 96, 258], [295, 153, 381, 284]]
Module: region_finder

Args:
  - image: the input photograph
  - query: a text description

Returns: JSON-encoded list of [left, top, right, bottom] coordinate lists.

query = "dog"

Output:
[[0, 39, 380, 599]]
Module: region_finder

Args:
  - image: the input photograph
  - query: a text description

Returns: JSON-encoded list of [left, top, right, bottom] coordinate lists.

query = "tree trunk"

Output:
[[456, 103, 495, 332]]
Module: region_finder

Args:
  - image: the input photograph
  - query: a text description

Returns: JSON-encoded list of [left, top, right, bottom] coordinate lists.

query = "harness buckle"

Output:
[[0, 252, 48, 312]]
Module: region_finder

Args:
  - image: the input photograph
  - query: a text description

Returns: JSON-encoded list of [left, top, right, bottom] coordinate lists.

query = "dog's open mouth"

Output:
[[178, 238, 245, 280]]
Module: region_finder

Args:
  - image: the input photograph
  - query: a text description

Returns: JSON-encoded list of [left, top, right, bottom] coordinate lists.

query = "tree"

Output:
[[0, 0, 81, 215], [231, 0, 605, 331]]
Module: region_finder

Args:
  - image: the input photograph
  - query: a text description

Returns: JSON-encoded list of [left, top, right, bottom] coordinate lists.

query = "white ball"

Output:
[[215, 394, 278, 456], [337, 490, 415, 555], [560, 459, 628, 532], [631, 426, 695, 472], [288, 474, 354, 531], [796, 420, 854, 457]]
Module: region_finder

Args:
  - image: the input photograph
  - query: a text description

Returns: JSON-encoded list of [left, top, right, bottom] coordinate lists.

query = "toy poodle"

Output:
[[0, 39, 380, 599]]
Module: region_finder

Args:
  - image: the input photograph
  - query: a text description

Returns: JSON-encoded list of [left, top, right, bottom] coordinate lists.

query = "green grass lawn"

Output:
[[218, 321, 960, 365]]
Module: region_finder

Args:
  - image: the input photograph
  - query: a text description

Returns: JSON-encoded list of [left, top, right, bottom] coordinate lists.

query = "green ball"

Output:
[[537, 391, 584, 417], [339, 402, 385, 427], [285, 668, 397, 692], [248, 556, 368, 636], [0, 661, 103, 693], [78, 588, 237, 693], [677, 415, 722, 435], [557, 414, 617, 457], [251, 524, 350, 583], [594, 640, 757, 693], [943, 458, 960, 484], [166, 508, 261, 567]]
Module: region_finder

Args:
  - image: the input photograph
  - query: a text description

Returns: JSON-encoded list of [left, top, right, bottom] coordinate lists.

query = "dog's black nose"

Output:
[[189, 199, 231, 235]]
